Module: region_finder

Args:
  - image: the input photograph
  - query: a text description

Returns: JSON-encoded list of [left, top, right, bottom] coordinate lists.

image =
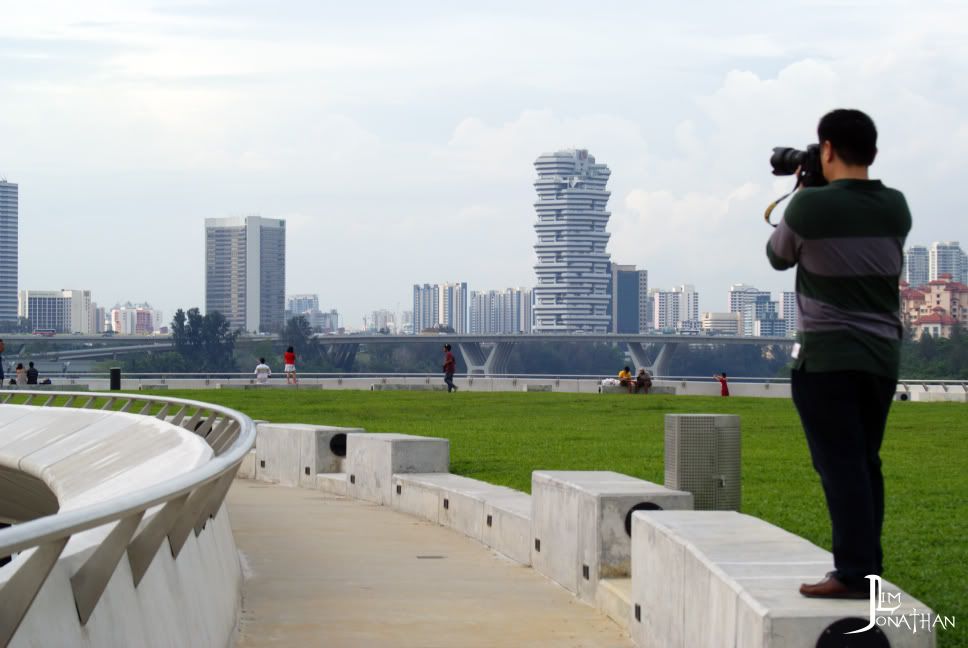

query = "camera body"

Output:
[[770, 144, 827, 187]]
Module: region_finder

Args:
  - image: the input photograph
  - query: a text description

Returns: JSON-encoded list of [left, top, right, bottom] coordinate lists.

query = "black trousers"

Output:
[[791, 369, 895, 586], [444, 372, 456, 392]]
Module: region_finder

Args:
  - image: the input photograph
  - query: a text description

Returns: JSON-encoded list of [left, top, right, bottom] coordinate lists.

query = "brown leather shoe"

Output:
[[799, 572, 869, 599]]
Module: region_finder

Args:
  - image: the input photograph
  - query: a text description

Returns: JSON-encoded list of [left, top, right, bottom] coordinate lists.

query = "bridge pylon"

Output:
[[626, 342, 678, 378], [458, 342, 515, 375]]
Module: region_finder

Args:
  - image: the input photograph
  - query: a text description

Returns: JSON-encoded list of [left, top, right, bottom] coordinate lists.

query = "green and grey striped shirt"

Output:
[[767, 178, 911, 378]]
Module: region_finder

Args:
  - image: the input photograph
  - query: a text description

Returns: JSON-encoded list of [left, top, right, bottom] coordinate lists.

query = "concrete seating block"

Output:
[[482, 492, 532, 565], [369, 383, 447, 392], [392, 473, 531, 557], [630, 510, 936, 648], [531, 471, 693, 603], [255, 423, 361, 488], [599, 385, 674, 395], [392, 474, 443, 523], [596, 578, 632, 632], [523, 384, 553, 392], [316, 472, 347, 496], [236, 449, 256, 479], [346, 433, 449, 505]]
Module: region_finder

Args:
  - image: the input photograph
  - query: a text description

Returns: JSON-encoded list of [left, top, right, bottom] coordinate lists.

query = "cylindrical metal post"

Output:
[[109, 367, 121, 391]]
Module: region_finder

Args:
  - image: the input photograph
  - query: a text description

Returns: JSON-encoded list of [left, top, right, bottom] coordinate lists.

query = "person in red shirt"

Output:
[[284, 346, 297, 385], [714, 372, 729, 397], [442, 344, 457, 392]]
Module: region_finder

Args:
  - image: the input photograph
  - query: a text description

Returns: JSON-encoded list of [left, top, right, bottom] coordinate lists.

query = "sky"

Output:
[[1, 0, 966, 328]]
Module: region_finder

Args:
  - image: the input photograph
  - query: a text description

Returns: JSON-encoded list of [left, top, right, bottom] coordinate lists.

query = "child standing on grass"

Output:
[[284, 346, 297, 385]]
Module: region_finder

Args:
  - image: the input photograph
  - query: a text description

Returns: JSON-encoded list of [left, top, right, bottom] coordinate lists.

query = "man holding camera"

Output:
[[766, 109, 911, 599]]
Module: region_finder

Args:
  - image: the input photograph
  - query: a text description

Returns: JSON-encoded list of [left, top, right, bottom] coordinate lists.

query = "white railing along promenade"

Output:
[[0, 390, 256, 647]]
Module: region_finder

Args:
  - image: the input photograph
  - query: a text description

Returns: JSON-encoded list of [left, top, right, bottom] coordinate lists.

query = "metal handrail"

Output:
[[0, 390, 255, 644]]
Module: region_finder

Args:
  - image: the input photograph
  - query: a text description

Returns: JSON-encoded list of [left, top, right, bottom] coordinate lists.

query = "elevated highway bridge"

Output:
[[1, 333, 794, 377]]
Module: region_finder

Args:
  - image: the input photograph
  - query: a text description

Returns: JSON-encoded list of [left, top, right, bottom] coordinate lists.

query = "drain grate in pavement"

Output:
[[416, 555, 445, 560]]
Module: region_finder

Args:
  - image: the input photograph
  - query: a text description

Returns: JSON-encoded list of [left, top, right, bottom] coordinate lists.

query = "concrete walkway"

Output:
[[227, 480, 632, 648]]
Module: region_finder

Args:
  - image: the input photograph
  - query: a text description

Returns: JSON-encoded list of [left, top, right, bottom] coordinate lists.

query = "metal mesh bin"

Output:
[[664, 414, 741, 511]]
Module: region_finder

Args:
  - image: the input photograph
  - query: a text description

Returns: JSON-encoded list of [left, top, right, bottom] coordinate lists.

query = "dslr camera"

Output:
[[769, 144, 827, 188]]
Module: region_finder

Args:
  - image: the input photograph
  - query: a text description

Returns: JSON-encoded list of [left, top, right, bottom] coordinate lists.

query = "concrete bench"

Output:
[[345, 433, 449, 505], [369, 383, 447, 392], [522, 384, 553, 392], [599, 384, 675, 395], [531, 471, 693, 603], [391, 473, 532, 564], [255, 423, 361, 488], [630, 510, 935, 648]]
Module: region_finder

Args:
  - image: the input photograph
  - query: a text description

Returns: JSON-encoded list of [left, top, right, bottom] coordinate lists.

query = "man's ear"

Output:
[[821, 140, 835, 163]]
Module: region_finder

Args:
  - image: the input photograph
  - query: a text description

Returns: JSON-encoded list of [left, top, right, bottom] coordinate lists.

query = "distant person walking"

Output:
[[254, 358, 272, 385], [714, 372, 730, 397], [442, 344, 457, 392], [284, 346, 297, 385], [26, 361, 39, 385], [15, 363, 26, 386]]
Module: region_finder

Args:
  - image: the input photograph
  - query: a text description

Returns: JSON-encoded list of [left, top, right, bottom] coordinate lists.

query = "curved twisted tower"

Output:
[[532, 149, 611, 332]]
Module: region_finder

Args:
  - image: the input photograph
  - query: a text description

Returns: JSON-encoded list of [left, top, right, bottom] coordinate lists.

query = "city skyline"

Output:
[[1, 3, 967, 328]]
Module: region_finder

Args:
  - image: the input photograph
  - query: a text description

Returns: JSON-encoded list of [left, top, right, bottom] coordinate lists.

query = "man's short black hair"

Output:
[[817, 109, 877, 166], [28, 362, 34, 368], [444, 344, 451, 351]]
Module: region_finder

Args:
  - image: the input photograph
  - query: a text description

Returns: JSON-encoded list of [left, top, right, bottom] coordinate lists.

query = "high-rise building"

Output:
[[929, 241, 967, 284], [93, 306, 106, 333], [652, 285, 700, 331], [18, 289, 92, 333], [779, 291, 798, 337], [205, 216, 286, 333], [0, 180, 18, 323], [904, 245, 929, 287], [532, 149, 612, 332], [468, 288, 531, 334], [305, 309, 339, 332], [369, 309, 396, 332], [728, 284, 771, 316], [701, 312, 742, 336], [610, 264, 649, 333], [741, 294, 776, 337], [287, 294, 319, 316], [110, 302, 163, 335], [413, 282, 467, 333]]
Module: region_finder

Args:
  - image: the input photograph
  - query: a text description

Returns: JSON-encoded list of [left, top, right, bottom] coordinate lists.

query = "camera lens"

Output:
[[770, 147, 805, 176]]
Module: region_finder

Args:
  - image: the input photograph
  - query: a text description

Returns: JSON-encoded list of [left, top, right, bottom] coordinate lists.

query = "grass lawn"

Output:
[[150, 389, 966, 645]]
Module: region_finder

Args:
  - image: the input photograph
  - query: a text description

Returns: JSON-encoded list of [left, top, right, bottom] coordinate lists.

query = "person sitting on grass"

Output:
[[634, 368, 653, 394], [618, 366, 633, 392]]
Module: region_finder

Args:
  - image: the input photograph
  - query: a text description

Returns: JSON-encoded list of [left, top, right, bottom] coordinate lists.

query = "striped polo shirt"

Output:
[[767, 178, 911, 378]]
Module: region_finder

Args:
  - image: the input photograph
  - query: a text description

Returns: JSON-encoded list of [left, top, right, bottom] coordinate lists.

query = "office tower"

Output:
[[610, 264, 649, 333], [468, 288, 531, 334], [205, 216, 286, 333], [652, 285, 700, 331], [701, 312, 742, 335], [305, 309, 339, 332], [287, 294, 320, 316], [532, 149, 611, 332], [904, 245, 929, 287], [929, 241, 967, 284], [369, 309, 395, 332], [779, 291, 798, 337], [18, 289, 93, 333], [413, 282, 467, 333], [93, 305, 106, 333], [0, 180, 17, 323], [110, 302, 163, 335]]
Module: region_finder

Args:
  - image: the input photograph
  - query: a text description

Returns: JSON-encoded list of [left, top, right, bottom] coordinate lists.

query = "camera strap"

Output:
[[763, 177, 801, 227]]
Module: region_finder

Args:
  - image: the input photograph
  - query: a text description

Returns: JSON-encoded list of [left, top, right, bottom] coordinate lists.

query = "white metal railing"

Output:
[[0, 390, 256, 646]]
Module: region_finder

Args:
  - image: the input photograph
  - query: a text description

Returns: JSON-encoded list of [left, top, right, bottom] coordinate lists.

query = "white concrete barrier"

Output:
[[531, 471, 693, 603], [255, 423, 361, 488], [630, 510, 936, 648], [391, 473, 532, 564], [345, 433, 449, 505]]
